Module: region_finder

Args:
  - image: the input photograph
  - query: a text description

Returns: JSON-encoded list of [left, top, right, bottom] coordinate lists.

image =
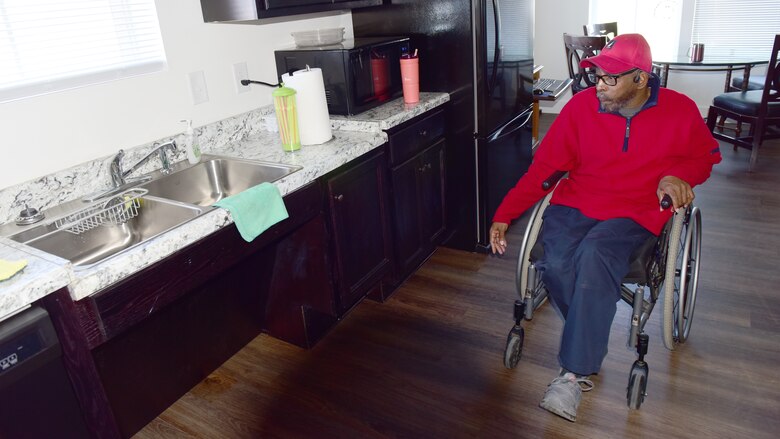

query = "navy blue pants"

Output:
[[536, 205, 653, 376]]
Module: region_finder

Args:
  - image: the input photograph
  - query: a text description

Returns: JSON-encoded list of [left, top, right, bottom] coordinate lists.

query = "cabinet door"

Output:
[[418, 139, 447, 247], [390, 139, 447, 280], [390, 153, 425, 275], [326, 150, 391, 312]]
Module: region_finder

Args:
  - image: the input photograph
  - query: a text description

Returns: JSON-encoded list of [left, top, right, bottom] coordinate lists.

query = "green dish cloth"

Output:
[[214, 182, 289, 242], [0, 259, 27, 281]]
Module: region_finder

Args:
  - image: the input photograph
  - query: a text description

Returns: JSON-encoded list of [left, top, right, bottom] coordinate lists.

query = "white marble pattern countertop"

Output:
[[330, 93, 450, 132], [0, 92, 449, 317], [0, 237, 72, 321]]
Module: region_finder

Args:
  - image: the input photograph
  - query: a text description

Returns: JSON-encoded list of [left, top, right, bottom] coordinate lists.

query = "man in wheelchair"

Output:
[[488, 34, 721, 422]]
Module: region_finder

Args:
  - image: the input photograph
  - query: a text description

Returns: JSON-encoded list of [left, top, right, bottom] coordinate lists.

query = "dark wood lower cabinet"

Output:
[[380, 109, 448, 295], [262, 215, 337, 347], [92, 256, 268, 437], [43, 182, 338, 438], [324, 149, 392, 314], [418, 141, 447, 247], [389, 139, 446, 283], [41, 289, 121, 439]]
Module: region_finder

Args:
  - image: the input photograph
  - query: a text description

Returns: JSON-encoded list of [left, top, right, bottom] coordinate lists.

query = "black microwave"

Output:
[[275, 36, 410, 116]]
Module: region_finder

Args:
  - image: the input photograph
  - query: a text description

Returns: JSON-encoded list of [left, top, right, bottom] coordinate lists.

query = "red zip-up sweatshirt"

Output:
[[492, 77, 721, 235]]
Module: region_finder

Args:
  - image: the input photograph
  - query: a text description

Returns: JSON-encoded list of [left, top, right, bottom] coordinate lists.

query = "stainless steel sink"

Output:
[[11, 196, 204, 268], [139, 155, 302, 207], [2, 154, 300, 268]]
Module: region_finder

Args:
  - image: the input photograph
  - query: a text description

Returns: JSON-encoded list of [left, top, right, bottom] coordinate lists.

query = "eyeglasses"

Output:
[[586, 68, 638, 86]]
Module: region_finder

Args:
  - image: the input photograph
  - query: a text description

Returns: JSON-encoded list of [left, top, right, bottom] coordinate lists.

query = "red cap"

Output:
[[580, 33, 652, 74]]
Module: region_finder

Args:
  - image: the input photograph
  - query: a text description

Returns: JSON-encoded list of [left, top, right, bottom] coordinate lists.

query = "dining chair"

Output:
[[706, 34, 780, 172], [729, 75, 766, 91], [583, 22, 618, 41], [724, 74, 766, 139], [563, 33, 608, 95]]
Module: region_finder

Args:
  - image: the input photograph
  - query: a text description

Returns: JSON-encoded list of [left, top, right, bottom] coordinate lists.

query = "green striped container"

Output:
[[272, 86, 301, 152]]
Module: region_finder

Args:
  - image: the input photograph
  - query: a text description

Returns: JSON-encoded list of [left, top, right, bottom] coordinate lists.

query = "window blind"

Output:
[[0, 0, 167, 103], [691, 0, 780, 58], [587, 0, 684, 61]]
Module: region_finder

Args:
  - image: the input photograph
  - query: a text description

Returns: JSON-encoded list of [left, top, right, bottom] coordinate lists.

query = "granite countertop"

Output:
[[0, 238, 72, 321], [0, 92, 449, 317]]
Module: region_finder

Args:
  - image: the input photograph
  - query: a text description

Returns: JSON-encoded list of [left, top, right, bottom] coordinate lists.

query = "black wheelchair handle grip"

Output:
[[542, 170, 567, 190], [660, 194, 673, 210]]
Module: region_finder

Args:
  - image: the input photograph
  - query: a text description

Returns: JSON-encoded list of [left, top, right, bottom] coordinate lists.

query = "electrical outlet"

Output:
[[233, 62, 250, 94], [187, 70, 209, 105]]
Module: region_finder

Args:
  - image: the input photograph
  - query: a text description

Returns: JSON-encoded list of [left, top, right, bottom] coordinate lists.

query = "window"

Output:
[[588, 0, 684, 60], [589, 0, 780, 60], [0, 0, 167, 103], [691, 0, 780, 58]]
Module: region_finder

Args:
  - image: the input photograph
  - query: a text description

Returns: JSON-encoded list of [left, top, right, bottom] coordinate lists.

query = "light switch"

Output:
[[188, 70, 209, 105]]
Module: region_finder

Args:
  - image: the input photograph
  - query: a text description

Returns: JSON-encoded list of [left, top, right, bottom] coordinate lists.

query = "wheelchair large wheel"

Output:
[[661, 206, 702, 349], [515, 192, 553, 320], [503, 326, 525, 369]]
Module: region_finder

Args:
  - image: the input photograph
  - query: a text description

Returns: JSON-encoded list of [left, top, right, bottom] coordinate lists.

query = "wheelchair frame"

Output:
[[503, 194, 702, 409]]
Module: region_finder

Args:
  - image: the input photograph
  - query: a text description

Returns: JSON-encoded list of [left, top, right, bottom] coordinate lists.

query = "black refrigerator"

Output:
[[353, 0, 535, 252]]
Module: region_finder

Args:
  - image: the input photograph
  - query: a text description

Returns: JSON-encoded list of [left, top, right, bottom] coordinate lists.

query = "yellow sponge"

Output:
[[0, 259, 27, 281]]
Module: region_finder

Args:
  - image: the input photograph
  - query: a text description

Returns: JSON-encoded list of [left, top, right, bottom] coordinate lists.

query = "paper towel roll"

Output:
[[281, 67, 332, 145]]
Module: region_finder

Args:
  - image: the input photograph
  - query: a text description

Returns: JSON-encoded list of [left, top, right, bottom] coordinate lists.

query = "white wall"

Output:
[[533, 0, 760, 115], [534, 0, 588, 114], [0, 1, 353, 189]]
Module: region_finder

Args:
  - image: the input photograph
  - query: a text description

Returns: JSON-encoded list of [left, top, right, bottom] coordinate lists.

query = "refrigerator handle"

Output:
[[488, 0, 502, 94], [488, 108, 532, 142]]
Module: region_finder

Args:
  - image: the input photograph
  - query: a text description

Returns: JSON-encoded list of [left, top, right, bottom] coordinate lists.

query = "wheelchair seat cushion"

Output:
[[529, 230, 657, 285]]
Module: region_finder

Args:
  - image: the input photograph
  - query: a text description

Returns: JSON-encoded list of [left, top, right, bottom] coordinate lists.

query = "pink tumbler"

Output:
[[400, 56, 419, 104]]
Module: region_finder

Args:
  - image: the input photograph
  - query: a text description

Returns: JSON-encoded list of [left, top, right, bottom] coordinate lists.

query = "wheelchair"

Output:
[[502, 181, 702, 410]]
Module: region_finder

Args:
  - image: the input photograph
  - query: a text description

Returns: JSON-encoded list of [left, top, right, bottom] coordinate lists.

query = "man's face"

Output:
[[594, 68, 641, 112]]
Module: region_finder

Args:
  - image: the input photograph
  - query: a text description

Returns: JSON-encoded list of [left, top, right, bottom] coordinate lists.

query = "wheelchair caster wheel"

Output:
[[503, 326, 524, 369], [627, 360, 649, 409]]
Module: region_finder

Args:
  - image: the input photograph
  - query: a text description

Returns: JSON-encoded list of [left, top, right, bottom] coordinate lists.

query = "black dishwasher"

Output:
[[0, 306, 89, 438]]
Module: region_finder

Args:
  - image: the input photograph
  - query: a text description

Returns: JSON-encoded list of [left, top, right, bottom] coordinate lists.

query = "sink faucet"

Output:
[[110, 140, 177, 187]]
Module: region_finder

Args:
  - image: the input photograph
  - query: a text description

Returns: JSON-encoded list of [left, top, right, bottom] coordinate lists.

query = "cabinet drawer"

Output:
[[388, 109, 445, 166]]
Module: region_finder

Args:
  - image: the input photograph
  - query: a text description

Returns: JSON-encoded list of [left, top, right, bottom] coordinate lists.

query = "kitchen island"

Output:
[[0, 92, 449, 438]]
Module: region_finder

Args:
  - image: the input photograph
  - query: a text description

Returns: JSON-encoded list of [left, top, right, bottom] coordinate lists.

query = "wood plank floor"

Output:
[[136, 115, 780, 439]]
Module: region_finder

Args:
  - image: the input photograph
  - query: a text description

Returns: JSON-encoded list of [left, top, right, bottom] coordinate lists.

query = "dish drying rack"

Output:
[[54, 188, 147, 235]]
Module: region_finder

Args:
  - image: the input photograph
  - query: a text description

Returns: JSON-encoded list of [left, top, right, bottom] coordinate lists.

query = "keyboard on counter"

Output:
[[533, 77, 570, 97]]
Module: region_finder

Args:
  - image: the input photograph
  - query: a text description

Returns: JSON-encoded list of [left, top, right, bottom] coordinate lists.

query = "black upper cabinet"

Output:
[[201, 0, 382, 22]]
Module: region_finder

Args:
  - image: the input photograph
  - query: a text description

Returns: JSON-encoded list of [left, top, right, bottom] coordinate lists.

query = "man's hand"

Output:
[[657, 175, 693, 211], [489, 222, 509, 255]]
